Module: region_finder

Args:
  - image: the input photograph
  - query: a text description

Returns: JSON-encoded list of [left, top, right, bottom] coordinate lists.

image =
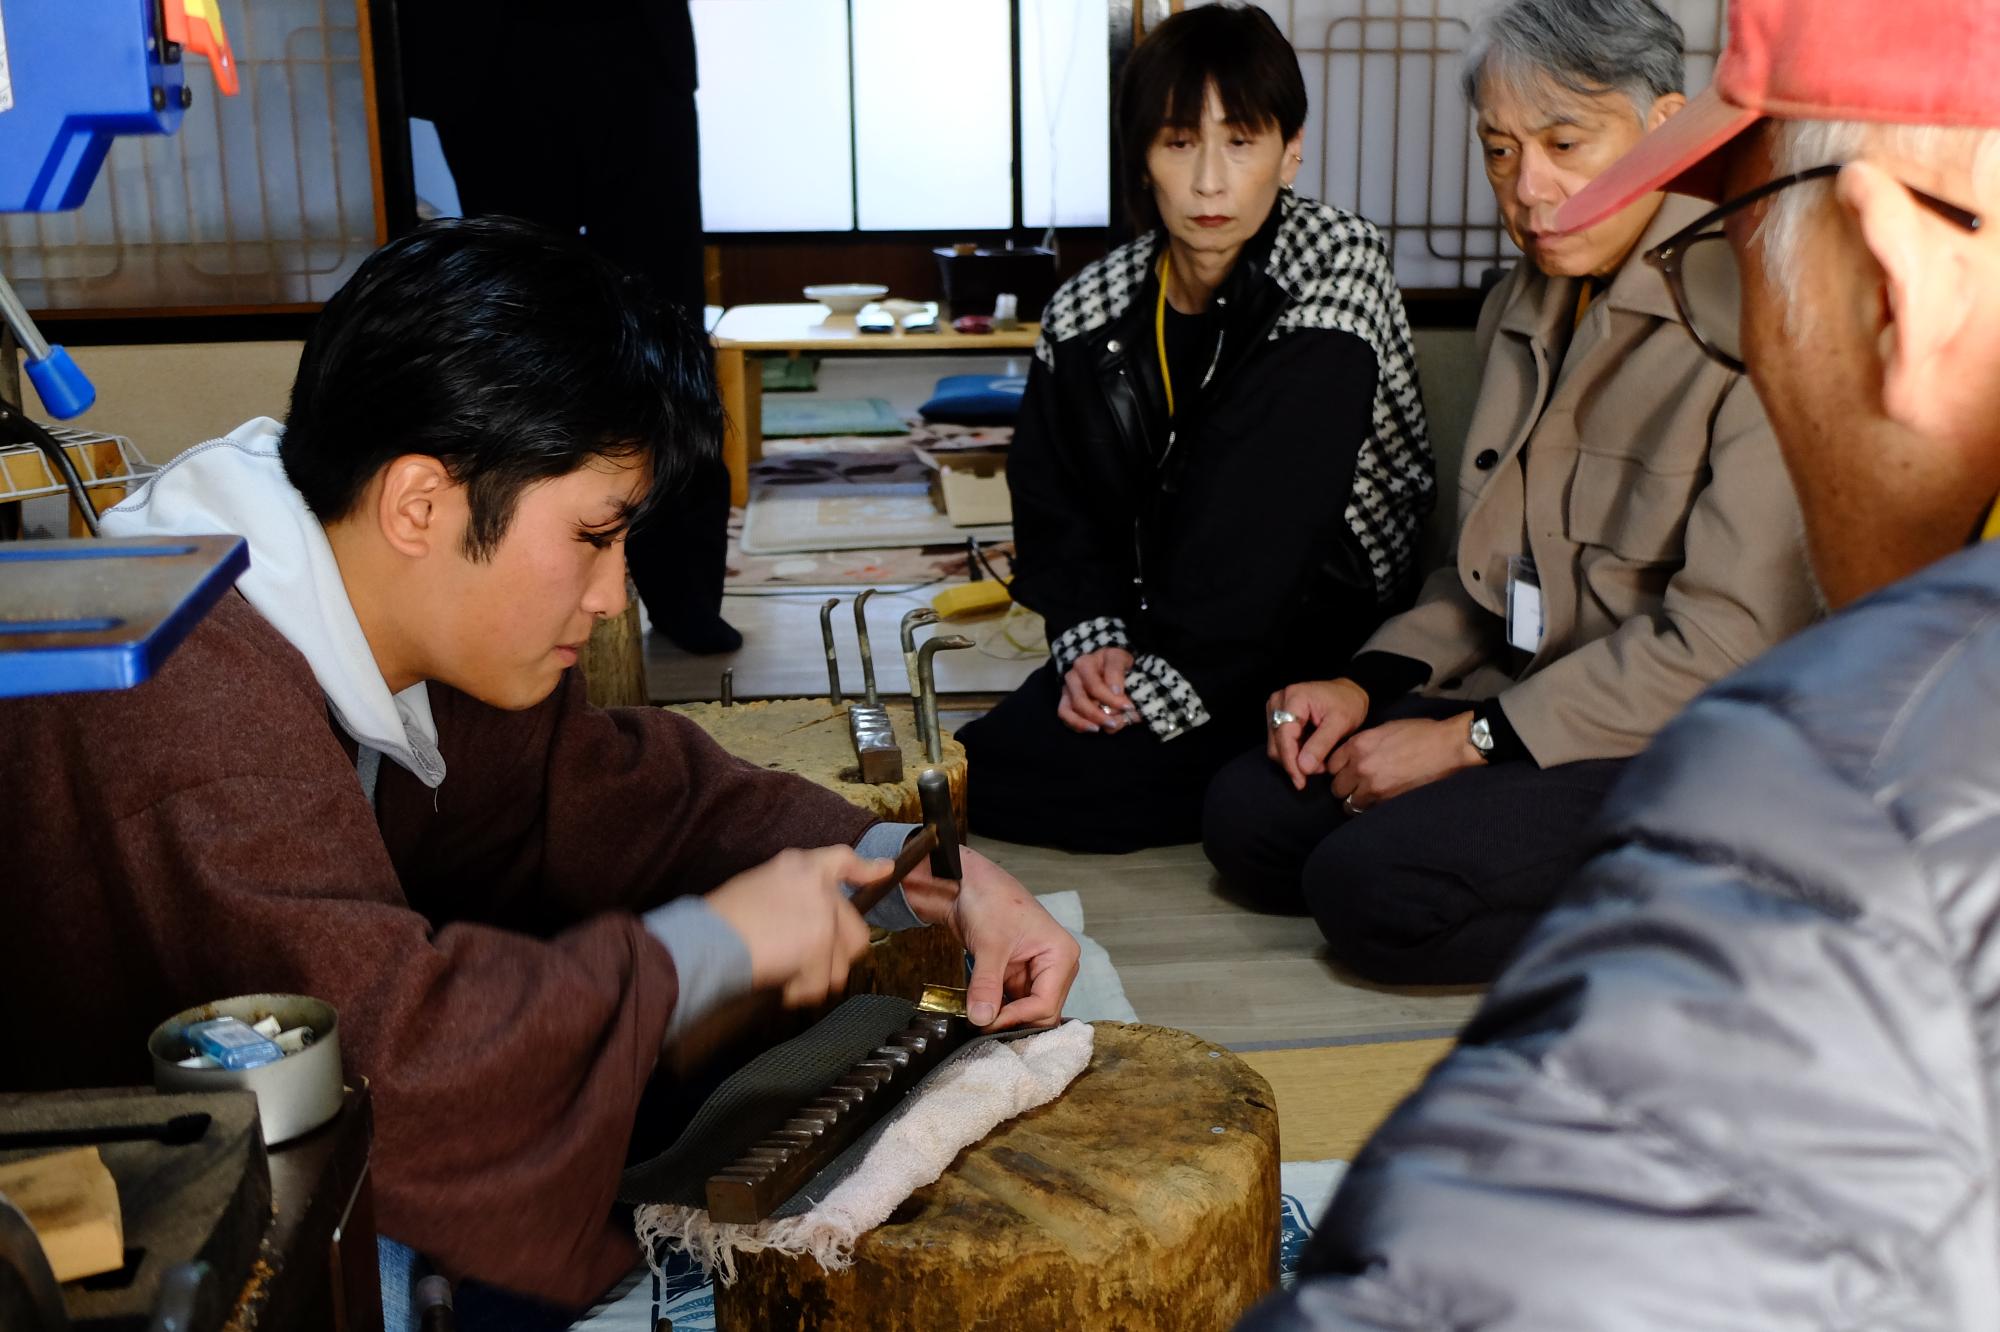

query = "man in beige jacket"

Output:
[[1203, 0, 1817, 984]]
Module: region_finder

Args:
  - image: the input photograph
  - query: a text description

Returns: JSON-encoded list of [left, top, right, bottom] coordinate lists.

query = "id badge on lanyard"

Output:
[[1506, 555, 1545, 654]]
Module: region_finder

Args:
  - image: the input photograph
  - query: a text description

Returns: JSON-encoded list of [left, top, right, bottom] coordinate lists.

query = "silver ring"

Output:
[[1342, 796, 1364, 816], [1269, 709, 1299, 728]]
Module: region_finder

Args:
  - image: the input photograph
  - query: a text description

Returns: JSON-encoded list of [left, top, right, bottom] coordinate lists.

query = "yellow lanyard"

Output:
[[1156, 253, 1176, 418], [1984, 494, 2000, 542]]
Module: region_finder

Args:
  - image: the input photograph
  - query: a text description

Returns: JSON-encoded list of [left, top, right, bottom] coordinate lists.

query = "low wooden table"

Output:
[[711, 303, 1040, 506]]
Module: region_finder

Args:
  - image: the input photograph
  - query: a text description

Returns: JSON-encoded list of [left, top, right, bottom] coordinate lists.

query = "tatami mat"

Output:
[[970, 837, 1484, 1049]]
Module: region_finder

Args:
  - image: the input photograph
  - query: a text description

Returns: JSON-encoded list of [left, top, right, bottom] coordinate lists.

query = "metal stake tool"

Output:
[[846, 589, 902, 783], [899, 607, 941, 747], [818, 598, 843, 705], [915, 633, 976, 765]]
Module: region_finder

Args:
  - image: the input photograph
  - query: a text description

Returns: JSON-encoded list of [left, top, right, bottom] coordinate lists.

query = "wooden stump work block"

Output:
[[716, 1024, 1282, 1332]]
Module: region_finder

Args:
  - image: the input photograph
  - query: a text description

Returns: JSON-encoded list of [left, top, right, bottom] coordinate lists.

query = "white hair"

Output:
[[1760, 119, 2000, 329]]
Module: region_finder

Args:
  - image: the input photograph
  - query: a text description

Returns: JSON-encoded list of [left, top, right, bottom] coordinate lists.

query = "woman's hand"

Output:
[[1327, 713, 1482, 810], [1057, 647, 1137, 734], [1265, 678, 1370, 789]]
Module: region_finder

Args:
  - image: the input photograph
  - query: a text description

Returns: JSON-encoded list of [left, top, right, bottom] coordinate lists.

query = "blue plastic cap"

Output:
[[25, 345, 97, 420]]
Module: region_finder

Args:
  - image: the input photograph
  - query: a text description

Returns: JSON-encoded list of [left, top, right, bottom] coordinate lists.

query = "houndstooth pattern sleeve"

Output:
[[1049, 618, 1211, 741], [1266, 194, 1436, 604]]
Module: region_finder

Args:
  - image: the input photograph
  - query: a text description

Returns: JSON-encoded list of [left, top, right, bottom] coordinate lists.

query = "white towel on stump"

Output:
[[635, 1020, 1095, 1283]]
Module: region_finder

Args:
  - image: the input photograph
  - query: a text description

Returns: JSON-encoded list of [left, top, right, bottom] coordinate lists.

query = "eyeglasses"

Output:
[[1644, 163, 1983, 373]]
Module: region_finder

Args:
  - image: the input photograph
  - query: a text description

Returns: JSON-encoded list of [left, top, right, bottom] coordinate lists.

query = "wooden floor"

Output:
[[970, 836, 1482, 1051]]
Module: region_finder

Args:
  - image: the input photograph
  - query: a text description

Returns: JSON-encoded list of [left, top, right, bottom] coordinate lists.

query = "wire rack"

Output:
[[0, 426, 156, 505], [1226, 0, 1729, 291], [1, 0, 383, 312]]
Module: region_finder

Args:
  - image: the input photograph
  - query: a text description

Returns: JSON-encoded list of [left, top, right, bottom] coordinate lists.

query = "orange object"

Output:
[[161, 0, 240, 97]]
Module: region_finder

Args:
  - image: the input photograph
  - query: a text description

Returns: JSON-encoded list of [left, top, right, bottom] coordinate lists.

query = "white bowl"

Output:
[[805, 283, 890, 315]]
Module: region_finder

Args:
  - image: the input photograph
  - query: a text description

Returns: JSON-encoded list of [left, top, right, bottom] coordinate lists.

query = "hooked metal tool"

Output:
[[899, 607, 941, 747], [915, 633, 977, 765], [846, 589, 902, 784], [818, 597, 843, 706]]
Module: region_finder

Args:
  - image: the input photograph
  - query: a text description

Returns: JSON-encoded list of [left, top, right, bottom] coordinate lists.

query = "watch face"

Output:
[[1470, 717, 1495, 753]]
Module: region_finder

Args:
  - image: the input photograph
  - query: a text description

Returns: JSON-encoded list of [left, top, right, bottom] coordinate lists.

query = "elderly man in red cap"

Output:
[[1239, 1, 2000, 1327]]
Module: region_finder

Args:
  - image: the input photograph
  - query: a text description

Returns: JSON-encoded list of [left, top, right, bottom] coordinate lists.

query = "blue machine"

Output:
[[0, 0, 190, 214], [0, 1, 244, 699], [0, 535, 249, 698]]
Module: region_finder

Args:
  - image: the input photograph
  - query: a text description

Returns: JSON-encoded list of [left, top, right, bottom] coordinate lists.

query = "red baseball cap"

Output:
[[1554, 0, 2000, 235]]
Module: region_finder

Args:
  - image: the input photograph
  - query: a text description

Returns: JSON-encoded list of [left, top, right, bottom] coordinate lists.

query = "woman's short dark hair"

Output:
[[281, 216, 719, 559], [1116, 3, 1307, 234]]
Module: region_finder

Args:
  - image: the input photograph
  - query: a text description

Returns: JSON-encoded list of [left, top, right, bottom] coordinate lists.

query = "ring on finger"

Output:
[[1269, 708, 1299, 729], [1342, 795, 1364, 816]]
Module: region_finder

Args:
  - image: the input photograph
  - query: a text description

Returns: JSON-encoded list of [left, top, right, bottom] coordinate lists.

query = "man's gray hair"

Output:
[[1760, 119, 2000, 328], [1462, 0, 1685, 120]]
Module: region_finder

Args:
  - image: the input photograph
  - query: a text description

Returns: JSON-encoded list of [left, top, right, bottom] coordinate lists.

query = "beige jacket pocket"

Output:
[[1565, 451, 1702, 566]]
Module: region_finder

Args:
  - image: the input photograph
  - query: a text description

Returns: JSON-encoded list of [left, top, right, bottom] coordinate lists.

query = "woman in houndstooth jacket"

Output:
[[959, 4, 1433, 854]]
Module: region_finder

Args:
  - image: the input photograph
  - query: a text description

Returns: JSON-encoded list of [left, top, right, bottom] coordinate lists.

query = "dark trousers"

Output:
[[1201, 697, 1627, 985], [958, 662, 1265, 853]]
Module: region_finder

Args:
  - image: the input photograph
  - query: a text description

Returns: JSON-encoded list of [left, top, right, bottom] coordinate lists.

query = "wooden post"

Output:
[[578, 579, 650, 709], [714, 343, 761, 509]]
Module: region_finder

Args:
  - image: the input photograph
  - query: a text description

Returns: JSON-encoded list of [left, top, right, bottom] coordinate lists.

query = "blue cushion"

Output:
[[918, 373, 1027, 425]]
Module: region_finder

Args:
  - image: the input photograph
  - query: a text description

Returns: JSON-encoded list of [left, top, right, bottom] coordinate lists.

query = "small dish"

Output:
[[805, 283, 890, 315]]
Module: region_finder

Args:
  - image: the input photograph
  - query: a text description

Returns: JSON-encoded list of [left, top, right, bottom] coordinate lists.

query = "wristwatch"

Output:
[[1468, 712, 1497, 761]]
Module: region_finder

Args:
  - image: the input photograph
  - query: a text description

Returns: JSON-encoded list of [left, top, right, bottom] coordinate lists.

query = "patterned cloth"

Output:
[[1037, 189, 1434, 606], [1051, 616, 1212, 741]]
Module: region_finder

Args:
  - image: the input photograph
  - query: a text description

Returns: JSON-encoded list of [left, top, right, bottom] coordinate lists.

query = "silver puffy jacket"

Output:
[[1243, 538, 2000, 1330]]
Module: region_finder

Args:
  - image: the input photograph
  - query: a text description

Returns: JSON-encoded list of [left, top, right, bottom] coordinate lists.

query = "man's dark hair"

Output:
[[282, 216, 719, 559], [1116, 3, 1308, 235]]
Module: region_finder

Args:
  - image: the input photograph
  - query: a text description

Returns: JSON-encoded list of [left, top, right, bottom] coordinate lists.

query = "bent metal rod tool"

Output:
[[899, 607, 941, 748], [847, 589, 902, 784], [915, 633, 976, 765]]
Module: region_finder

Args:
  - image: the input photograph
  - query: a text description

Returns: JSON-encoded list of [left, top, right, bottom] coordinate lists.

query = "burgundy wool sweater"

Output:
[[0, 592, 874, 1305]]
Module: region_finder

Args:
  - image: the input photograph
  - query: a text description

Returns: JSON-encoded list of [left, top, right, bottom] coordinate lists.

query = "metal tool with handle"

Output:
[[899, 607, 941, 747], [847, 590, 902, 783], [915, 634, 977, 765], [817, 598, 843, 706]]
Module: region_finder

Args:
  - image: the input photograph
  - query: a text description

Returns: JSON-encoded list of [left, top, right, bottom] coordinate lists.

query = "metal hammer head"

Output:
[[915, 633, 977, 765], [918, 766, 962, 880], [818, 597, 843, 706]]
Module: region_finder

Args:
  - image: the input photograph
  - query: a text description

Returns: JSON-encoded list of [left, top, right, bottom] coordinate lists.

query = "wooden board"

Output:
[[717, 1023, 1280, 1332], [0, 1146, 123, 1282], [712, 304, 1040, 352], [1238, 1039, 1454, 1162]]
